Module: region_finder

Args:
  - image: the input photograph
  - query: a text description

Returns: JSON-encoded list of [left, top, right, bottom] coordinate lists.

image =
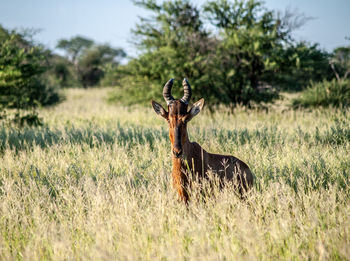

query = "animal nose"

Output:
[[173, 149, 182, 158]]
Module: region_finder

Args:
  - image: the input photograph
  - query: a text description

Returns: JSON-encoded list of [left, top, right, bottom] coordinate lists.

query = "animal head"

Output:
[[151, 78, 205, 158]]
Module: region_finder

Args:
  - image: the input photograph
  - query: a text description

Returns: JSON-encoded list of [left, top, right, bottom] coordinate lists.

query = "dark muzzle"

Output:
[[173, 127, 182, 158]]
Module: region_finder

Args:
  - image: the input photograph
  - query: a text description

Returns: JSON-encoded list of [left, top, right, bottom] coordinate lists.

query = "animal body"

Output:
[[152, 78, 253, 203]]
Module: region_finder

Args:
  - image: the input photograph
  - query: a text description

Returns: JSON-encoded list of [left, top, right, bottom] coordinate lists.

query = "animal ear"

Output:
[[151, 100, 168, 120], [186, 98, 205, 122]]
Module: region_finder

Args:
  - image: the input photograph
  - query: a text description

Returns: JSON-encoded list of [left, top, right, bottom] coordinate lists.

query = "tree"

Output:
[[57, 37, 126, 88], [203, 0, 285, 105], [330, 45, 350, 82], [0, 25, 61, 125], [203, 0, 319, 100], [124, 0, 216, 102], [78, 44, 126, 87], [56, 36, 93, 65], [111, 0, 224, 106]]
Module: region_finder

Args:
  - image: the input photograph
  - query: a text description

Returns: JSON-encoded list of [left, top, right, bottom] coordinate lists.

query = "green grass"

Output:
[[0, 88, 349, 260]]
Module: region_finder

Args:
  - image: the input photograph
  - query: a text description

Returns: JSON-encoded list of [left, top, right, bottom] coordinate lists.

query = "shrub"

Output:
[[292, 79, 350, 108]]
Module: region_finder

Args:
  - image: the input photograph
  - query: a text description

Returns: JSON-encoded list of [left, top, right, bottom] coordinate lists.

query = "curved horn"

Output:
[[163, 78, 175, 105], [180, 78, 192, 104]]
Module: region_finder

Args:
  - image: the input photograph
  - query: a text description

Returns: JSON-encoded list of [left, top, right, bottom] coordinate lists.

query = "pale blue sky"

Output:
[[1, 0, 349, 58]]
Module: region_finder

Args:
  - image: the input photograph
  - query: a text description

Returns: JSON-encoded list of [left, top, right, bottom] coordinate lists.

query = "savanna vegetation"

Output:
[[109, 0, 337, 108], [1, 0, 350, 123], [0, 88, 349, 260], [1, 0, 350, 260]]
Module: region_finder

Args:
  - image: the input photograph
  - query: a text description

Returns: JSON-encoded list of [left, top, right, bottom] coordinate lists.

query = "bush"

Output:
[[45, 54, 77, 88], [271, 43, 331, 91], [292, 79, 350, 108]]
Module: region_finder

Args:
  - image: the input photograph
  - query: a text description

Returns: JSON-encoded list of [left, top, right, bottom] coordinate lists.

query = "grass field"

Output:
[[1, 88, 349, 260]]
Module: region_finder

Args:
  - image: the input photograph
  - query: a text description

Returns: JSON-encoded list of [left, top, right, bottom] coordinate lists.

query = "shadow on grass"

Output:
[[0, 124, 169, 153], [1, 121, 349, 153], [196, 122, 350, 148]]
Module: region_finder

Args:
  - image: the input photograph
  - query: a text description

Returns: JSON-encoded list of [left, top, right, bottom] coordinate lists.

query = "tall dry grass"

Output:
[[0, 88, 349, 260]]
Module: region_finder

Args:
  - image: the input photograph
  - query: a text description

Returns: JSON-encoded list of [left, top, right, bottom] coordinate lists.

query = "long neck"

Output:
[[172, 157, 189, 202], [171, 129, 191, 202]]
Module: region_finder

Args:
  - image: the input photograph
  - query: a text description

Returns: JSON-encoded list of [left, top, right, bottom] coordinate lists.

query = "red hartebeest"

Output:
[[152, 78, 253, 203]]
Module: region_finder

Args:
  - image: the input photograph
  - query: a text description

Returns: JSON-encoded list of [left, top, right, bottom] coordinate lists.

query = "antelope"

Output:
[[152, 78, 253, 203]]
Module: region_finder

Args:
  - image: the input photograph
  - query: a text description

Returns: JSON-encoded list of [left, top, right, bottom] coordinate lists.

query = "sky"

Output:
[[0, 0, 349, 59]]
